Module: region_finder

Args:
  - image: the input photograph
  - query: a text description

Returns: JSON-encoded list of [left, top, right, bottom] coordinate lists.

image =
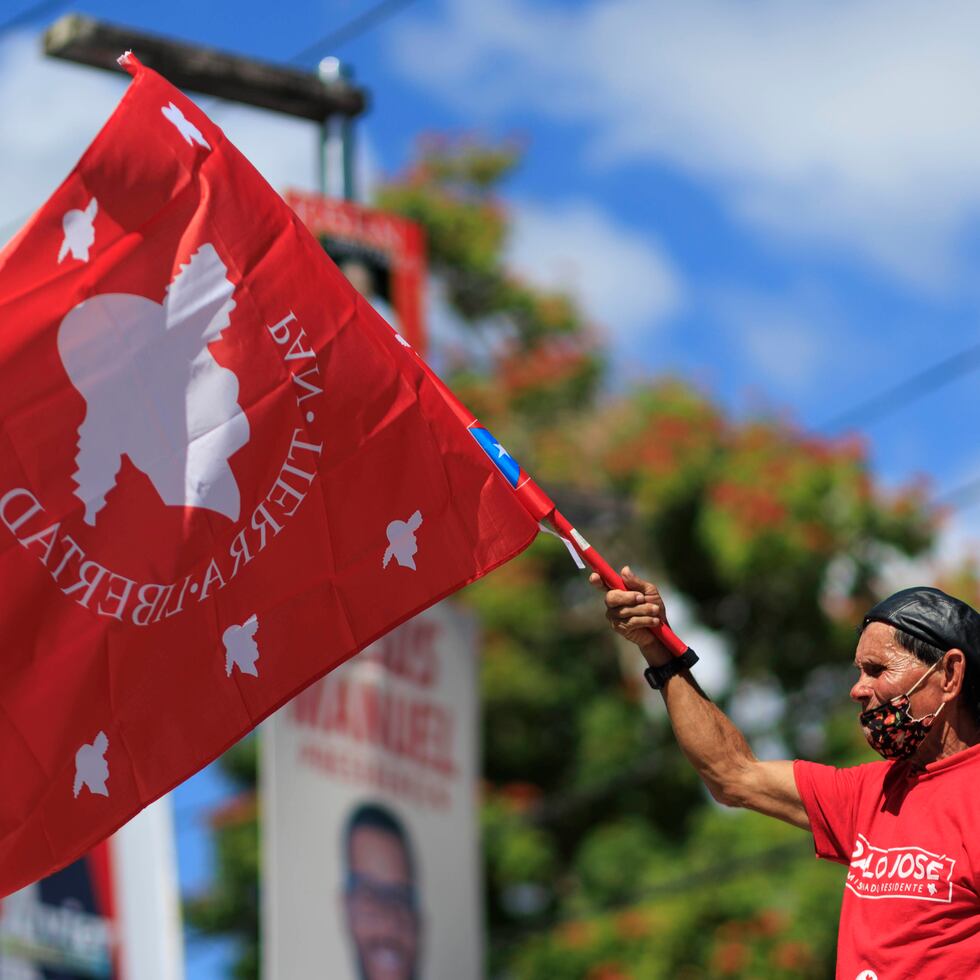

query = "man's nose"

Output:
[[850, 677, 871, 703]]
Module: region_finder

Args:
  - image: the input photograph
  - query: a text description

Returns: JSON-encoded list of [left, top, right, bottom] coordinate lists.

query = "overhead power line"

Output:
[[937, 474, 980, 512], [818, 337, 980, 433], [288, 0, 422, 65], [812, 335, 980, 514]]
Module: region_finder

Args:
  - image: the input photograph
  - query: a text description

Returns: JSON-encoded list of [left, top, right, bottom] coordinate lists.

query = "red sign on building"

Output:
[[283, 190, 428, 353]]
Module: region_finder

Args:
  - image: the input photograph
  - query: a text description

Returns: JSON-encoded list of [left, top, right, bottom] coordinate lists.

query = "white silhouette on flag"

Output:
[[73, 731, 109, 798], [224, 615, 260, 677], [57, 242, 250, 525], [161, 101, 210, 150], [383, 510, 423, 570], [57, 198, 98, 263]]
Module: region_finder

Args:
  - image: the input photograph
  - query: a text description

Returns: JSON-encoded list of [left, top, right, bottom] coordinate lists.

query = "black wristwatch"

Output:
[[643, 647, 699, 690]]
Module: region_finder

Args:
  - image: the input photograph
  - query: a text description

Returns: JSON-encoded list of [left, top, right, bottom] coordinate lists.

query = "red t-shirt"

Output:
[[795, 745, 980, 979]]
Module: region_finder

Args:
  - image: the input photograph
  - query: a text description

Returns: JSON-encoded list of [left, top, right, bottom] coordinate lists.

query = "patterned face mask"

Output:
[[859, 658, 945, 760]]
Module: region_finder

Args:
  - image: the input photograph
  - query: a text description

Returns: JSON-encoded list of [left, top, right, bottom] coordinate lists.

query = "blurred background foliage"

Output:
[[186, 136, 964, 978]]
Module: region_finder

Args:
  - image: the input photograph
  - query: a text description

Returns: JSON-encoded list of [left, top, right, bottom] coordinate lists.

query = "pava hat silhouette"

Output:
[[57, 243, 250, 525], [224, 615, 260, 677], [73, 731, 109, 798], [58, 197, 98, 263], [383, 510, 423, 570]]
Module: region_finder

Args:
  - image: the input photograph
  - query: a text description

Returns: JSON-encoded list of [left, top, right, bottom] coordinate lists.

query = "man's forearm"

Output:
[[596, 569, 788, 810], [598, 570, 808, 827], [655, 666, 756, 805]]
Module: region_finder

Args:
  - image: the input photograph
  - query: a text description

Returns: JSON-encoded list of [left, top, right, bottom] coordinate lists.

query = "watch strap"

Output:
[[643, 647, 699, 690]]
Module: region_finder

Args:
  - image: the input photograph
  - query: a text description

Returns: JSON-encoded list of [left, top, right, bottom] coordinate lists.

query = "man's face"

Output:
[[850, 622, 943, 716], [343, 826, 419, 980]]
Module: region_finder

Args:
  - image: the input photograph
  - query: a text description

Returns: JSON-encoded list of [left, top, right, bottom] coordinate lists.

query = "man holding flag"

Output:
[[11, 47, 970, 980], [597, 569, 980, 979]]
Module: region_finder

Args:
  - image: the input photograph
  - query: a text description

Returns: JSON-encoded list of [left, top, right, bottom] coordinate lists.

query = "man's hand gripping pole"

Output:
[[544, 508, 689, 658]]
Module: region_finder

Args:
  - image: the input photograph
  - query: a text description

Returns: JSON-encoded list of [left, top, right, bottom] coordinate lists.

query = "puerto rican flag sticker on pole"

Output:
[[467, 424, 525, 490]]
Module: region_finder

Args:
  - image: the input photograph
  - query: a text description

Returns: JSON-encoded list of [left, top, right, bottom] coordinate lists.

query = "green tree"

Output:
[[185, 136, 942, 978], [183, 738, 260, 980]]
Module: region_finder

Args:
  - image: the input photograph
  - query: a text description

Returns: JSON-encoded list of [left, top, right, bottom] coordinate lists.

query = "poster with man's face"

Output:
[[261, 603, 481, 980], [342, 803, 420, 980]]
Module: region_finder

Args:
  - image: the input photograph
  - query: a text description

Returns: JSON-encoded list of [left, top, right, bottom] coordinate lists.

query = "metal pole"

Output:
[[343, 115, 356, 202], [317, 117, 329, 197], [317, 56, 352, 200]]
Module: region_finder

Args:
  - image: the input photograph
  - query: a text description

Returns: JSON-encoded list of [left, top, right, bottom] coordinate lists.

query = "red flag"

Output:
[[0, 55, 546, 896]]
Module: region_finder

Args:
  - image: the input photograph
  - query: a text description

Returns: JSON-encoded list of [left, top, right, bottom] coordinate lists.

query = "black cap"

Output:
[[863, 586, 980, 669]]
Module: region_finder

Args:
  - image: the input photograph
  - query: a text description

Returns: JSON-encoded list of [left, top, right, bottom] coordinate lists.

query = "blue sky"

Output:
[[2, 0, 980, 975]]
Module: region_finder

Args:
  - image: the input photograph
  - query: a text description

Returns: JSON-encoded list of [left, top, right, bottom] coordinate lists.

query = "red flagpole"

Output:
[[406, 341, 691, 658], [543, 503, 689, 658]]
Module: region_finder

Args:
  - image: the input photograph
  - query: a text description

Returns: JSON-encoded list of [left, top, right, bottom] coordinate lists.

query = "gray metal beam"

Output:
[[43, 14, 369, 122]]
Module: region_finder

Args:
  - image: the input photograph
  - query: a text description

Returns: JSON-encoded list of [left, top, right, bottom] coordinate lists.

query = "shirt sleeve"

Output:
[[793, 759, 867, 865]]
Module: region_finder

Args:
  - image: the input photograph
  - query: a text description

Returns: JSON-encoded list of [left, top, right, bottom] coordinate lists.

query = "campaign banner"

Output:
[[0, 798, 182, 980], [261, 602, 482, 980], [0, 842, 115, 979], [283, 190, 427, 353]]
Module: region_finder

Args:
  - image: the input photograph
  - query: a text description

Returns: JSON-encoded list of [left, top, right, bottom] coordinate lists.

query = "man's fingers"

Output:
[[617, 567, 661, 603], [615, 615, 662, 631], [606, 609, 662, 630], [616, 603, 661, 620], [622, 566, 657, 595], [604, 596, 664, 618], [606, 606, 662, 626], [594, 567, 667, 641], [604, 589, 648, 610], [605, 599, 662, 618]]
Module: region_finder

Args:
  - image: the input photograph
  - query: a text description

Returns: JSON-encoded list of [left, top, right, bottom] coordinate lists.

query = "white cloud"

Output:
[[391, 0, 980, 288], [711, 285, 834, 395], [0, 31, 326, 245], [874, 504, 980, 596], [938, 508, 980, 569], [0, 34, 125, 242], [506, 199, 682, 336], [925, 455, 980, 572], [201, 102, 320, 193]]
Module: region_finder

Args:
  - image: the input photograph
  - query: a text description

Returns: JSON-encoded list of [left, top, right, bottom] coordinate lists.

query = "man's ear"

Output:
[[941, 649, 967, 700]]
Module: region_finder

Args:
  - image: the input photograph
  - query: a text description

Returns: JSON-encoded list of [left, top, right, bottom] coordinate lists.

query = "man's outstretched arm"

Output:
[[594, 567, 810, 832]]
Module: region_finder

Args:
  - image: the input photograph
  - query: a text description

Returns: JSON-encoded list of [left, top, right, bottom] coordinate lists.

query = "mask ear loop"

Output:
[[906, 655, 946, 722]]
